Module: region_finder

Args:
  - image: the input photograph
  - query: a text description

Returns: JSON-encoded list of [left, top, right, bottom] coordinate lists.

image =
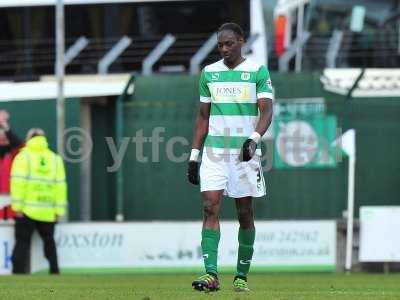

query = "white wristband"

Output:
[[249, 132, 261, 143], [189, 149, 200, 162]]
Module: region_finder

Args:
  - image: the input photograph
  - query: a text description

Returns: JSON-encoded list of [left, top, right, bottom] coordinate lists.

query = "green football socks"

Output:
[[236, 228, 255, 278], [201, 228, 220, 275]]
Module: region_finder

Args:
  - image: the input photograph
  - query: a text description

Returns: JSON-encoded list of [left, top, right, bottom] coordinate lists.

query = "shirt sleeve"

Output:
[[199, 70, 211, 103], [256, 65, 274, 100], [10, 152, 29, 212], [54, 155, 67, 217]]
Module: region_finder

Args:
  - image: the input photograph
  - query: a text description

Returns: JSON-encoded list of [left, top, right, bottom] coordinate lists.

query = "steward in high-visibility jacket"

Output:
[[10, 130, 67, 274], [11, 135, 67, 222]]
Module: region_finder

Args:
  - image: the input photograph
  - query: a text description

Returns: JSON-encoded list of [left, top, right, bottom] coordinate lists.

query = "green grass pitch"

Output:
[[1, 273, 400, 300]]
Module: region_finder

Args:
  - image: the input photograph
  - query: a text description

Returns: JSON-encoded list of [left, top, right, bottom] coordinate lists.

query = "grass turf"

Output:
[[0, 273, 400, 300]]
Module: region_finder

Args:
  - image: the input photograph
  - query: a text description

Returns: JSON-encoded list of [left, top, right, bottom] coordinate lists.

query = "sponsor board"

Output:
[[0, 226, 14, 275], [360, 206, 400, 262], [272, 98, 337, 169], [273, 116, 337, 168], [1, 221, 336, 274]]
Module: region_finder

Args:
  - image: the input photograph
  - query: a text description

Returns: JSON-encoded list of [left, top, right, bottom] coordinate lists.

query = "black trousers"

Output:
[[11, 215, 59, 274]]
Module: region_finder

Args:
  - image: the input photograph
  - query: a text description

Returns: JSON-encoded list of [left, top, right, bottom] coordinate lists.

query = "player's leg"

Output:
[[192, 190, 223, 292], [233, 196, 255, 291], [201, 190, 223, 275], [192, 150, 227, 291]]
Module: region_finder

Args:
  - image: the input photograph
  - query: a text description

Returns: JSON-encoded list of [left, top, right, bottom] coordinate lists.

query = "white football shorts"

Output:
[[199, 151, 266, 198]]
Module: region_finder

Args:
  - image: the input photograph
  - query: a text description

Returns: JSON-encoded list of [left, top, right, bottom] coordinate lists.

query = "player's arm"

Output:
[[187, 71, 211, 185], [255, 99, 273, 137], [240, 66, 274, 161], [10, 153, 28, 216], [187, 102, 210, 185], [191, 102, 211, 150]]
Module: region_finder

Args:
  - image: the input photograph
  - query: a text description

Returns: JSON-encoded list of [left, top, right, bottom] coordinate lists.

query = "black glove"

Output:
[[187, 160, 200, 185], [240, 139, 257, 162]]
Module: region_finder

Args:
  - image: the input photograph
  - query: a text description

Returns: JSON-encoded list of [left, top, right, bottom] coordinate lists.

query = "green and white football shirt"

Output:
[[199, 59, 273, 154]]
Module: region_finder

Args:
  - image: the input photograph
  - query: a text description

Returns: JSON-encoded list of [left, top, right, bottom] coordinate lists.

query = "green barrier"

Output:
[[111, 73, 400, 221]]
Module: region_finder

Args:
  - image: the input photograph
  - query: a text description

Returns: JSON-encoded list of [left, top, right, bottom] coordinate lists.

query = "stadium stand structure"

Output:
[[0, 34, 222, 78], [1, 29, 399, 79], [321, 68, 400, 97], [0, 0, 400, 80]]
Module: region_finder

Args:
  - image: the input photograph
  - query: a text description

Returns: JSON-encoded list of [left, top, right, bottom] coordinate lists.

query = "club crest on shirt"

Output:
[[241, 72, 250, 81], [211, 73, 220, 81]]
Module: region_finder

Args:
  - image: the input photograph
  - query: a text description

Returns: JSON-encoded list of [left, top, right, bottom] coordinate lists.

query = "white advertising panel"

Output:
[[251, 221, 336, 267], [360, 206, 400, 262], [0, 226, 14, 275], [3, 220, 336, 273], [32, 221, 336, 272]]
